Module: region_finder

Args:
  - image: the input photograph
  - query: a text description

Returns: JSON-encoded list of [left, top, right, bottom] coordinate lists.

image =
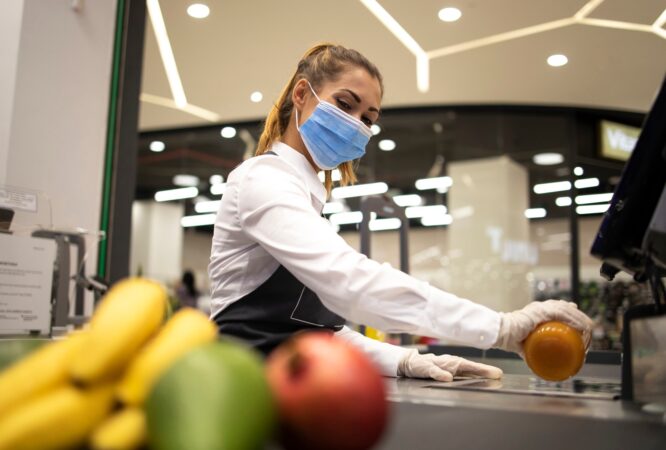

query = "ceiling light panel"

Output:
[[415, 176, 453, 191], [576, 204, 610, 215], [146, 0, 187, 107], [525, 208, 547, 219], [533, 152, 564, 165], [332, 182, 389, 199], [392, 194, 423, 207], [210, 183, 227, 195], [181, 213, 216, 227], [155, 187, 198, 202], [574, 177, 600, 189], [172, 174, 199, 187], [194, 200, 221, 213], [533, 181, 571, 194]]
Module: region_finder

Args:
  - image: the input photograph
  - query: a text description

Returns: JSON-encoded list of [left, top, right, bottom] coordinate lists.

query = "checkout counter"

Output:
[[371, 74, 666, 450], [379, 351, 665, 450]]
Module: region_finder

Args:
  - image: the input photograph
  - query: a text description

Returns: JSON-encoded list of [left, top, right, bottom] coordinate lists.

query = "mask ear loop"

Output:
[[305, 80, 321, 102], [295, 80, 320, 131]]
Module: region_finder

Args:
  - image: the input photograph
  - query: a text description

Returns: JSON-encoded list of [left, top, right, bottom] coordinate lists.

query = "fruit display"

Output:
[[0, 277, 222, 450], [0, 277, 391, 450], [266, 331, 389, 450], [523, 320, 586, 382]]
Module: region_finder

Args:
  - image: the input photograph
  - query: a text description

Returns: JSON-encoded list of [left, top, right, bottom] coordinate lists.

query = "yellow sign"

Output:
[[600, 120, 641, 161]]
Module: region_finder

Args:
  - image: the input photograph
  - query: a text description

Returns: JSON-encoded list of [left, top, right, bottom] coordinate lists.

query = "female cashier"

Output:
[[208, 43, 593, 381]]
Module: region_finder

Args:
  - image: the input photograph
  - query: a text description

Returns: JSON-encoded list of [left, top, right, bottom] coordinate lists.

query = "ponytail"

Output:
[[256, 43, 383, 195]]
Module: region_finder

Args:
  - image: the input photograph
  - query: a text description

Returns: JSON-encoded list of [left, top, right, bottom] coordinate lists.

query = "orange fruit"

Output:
[[523, 321, 585, 382]]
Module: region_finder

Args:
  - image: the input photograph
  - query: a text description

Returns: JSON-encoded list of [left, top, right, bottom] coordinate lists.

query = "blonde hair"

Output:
[[256, 43, 384, 195]]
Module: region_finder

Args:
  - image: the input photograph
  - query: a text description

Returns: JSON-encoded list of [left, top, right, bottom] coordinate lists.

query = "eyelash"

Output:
[[336, 98, 373, 126]]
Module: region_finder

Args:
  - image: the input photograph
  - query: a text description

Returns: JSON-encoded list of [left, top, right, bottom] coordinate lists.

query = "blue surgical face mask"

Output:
[[295, 81, 373, 170]]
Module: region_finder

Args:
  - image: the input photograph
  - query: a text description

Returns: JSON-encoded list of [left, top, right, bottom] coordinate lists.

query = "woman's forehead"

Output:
[[323, 69, 382, 103]]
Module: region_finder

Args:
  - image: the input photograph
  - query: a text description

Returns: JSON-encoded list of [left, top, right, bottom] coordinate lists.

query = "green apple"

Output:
[[145, 340, 275, 450]]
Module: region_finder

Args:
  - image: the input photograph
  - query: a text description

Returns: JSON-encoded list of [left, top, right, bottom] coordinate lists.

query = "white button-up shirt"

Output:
[[209, 141, 500, 376]]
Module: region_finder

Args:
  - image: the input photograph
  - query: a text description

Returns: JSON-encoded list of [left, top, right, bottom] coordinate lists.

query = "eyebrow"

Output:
[[341, 88, 381, 116]]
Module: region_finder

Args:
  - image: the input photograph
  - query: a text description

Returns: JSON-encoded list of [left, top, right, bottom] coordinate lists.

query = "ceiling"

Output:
[[138, 0, 666, 131], [135, 0, 665, 227]]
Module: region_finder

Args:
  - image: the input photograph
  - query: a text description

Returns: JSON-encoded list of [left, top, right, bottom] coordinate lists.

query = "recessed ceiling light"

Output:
[[209, 174, 224, 185], [438, 7, 462, 22], [573, 166, 584, 176], [220, 126, 236, 138], [250, 91, 263, 103], [173, 174, 200, 187], [378, 139, 396, 151], [149, 140, 165, 152], [187, 3, 209, 19], [370, 124, 381, 135], [533, 152, 564, 165], [547, 54, 568, 67]]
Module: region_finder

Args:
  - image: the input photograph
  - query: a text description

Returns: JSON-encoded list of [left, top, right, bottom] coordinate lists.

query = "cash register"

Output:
[[590, 73, 666, 405]]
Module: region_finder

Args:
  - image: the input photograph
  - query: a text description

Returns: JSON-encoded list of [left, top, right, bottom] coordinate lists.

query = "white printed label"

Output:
[[0, 188, 38, 212]]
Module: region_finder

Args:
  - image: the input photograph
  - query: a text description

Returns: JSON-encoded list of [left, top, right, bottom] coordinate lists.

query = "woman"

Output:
[[208, 43, 592, 381], [175, 270, 200, 309]]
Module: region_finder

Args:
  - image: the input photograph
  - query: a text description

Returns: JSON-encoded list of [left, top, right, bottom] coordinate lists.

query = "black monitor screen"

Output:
[[591, 74, 666, 280]]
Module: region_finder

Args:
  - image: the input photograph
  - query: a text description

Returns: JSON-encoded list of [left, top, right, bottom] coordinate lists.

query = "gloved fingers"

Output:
[[534, 300, 594, 336], [456, 359, 504, 379], [432, 355, 504, 380], [427, 363, 454, 382]]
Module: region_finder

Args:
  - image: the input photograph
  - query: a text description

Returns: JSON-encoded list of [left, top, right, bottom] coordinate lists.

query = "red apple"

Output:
[[265, 331, 389, 450]]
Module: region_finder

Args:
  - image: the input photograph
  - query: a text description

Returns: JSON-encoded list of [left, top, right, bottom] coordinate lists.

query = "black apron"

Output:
[[213, 151, 345, 355]]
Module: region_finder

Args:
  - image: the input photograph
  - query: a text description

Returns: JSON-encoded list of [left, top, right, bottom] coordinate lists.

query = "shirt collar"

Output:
[[271, 141, 327, 207]]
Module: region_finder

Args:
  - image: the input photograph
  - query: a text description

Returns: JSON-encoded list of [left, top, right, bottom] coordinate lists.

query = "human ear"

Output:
[[292, 78, 309, 110]]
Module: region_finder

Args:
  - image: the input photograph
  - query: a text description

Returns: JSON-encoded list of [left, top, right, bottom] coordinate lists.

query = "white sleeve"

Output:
[[236, 159, 501, 348], [335, 326, 411, 377]]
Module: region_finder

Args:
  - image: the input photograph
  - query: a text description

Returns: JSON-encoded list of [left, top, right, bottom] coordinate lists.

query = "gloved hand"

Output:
[[495, 300, 594, 354], [398, 349, 503, 382]]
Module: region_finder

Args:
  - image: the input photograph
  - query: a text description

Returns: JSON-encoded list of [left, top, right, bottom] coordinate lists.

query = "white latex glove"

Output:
[[398, 349, 503, 382], [495, 300, 594, 354]]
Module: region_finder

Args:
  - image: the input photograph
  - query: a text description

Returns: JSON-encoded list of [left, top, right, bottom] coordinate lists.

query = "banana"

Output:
[[116, 308, 217, 406], [0, 383, 114, 450], [70, 277, 167, 384], [0, 331, 86, 418], [90, 407, 146, 450]]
